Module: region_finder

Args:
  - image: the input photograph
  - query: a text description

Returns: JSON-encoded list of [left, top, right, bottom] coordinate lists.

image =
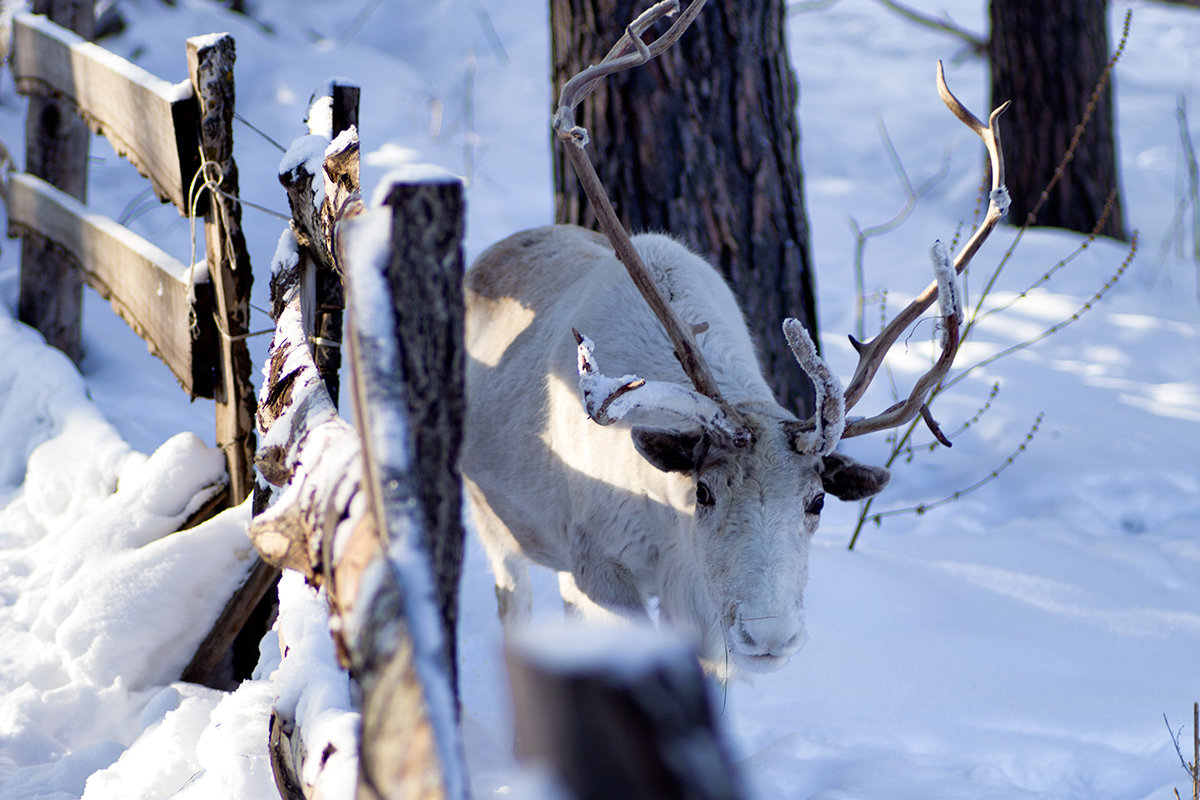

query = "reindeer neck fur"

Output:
[[627, 232, 780, 410]]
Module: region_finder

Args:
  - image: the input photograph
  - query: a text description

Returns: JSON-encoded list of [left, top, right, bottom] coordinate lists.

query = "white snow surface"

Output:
[[0, 1, 1197, 799]]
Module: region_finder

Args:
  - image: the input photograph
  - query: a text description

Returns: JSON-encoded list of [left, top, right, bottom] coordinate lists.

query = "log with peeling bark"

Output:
[[278, 80, 361, 406], [249, 91, 466, 798], [253, 227, 366, 798]]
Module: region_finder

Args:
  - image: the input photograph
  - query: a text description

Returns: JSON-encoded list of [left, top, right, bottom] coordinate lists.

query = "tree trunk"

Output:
[[989, 0, 1127, 240], [550, 0, 818, 417]]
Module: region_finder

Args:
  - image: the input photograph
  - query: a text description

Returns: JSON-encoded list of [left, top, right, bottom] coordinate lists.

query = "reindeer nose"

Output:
[[734, 614, 804, 659]]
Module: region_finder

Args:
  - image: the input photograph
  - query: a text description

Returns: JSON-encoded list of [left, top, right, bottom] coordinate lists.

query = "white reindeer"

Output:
[[465, 225, 888, 672], [463, 4, 1008, 673]]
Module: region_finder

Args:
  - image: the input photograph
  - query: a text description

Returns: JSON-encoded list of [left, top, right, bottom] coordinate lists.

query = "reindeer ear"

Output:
[[821, 451, 890, 501], [631, 427, 708, 474]]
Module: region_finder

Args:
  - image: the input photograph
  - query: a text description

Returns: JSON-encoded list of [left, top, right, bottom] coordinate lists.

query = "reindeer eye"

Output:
[[696, 482, 714, 507], [806, 494, 825, 515]]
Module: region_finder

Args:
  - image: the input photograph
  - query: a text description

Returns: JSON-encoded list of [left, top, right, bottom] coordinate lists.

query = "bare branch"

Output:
[[872, 0, 987, 54]]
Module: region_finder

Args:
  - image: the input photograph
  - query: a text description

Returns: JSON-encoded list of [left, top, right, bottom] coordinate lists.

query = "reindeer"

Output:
[[462, 1, 1009, 674]]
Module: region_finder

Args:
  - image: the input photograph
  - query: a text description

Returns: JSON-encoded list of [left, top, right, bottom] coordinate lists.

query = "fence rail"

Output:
[[10, 11, 203, 214], [7, 9, 254, 506], [6, 171, 217, 397]]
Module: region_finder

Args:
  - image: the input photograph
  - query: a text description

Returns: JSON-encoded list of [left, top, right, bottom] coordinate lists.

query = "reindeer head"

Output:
[[577, 321, 895, 670], [631, 417, 889, 671]]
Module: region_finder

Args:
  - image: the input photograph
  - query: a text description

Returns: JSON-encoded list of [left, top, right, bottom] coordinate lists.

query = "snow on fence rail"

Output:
[[4, 7, 256, 506]]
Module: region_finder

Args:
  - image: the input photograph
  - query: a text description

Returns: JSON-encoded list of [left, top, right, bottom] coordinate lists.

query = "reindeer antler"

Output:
[[833, 62, 1009, 440], [552, 0, 753, 443]]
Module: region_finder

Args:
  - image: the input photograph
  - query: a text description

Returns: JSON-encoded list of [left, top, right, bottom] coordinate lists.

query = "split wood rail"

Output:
[[5, 8, 256, 506]]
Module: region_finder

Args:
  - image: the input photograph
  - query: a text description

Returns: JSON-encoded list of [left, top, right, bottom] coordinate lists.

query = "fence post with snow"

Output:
[[507, 622, 745, 800], [13, 0, 93, 362], [186, 32, 258, 506]]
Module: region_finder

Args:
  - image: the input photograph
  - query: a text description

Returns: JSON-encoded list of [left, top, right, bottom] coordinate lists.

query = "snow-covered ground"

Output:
[[1, 0, 1198, 798]]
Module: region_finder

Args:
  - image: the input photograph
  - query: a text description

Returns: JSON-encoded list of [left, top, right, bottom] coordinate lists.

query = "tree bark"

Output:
[[18, 0, 94, 363], [989, 0, 1128, 240], [551, 0, 818, 417]]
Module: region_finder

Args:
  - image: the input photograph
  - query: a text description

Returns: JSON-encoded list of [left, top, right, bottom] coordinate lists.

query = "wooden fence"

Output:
[[6, 7, 256, 506], [5, 10, 744, 798]]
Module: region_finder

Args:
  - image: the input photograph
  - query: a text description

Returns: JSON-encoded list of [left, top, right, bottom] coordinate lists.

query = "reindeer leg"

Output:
[[464, 478, 532, 626]]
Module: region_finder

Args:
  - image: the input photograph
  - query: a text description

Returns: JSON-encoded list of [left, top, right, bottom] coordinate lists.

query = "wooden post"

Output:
[[17, 0, 93, 363], [187, 33, 256, 506], [342, 173, 467, 799], [374, 176, 465, 696], [506, 622, 745, 800], [177, 33, 260, 689], [309, 81, 359, 407]]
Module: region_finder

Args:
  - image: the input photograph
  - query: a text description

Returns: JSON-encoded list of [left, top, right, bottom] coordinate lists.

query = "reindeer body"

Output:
[[463, 225, 887, 671]]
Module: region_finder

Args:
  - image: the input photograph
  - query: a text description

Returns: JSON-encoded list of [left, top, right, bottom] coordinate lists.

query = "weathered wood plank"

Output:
[[10, 11, 203, 215], [179, 557, 280, 686], [188, 32, 256, 505], [7, 172, 216, 398]]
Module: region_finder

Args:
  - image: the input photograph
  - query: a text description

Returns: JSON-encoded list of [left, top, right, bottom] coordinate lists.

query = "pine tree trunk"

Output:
[[989, 0, 1127, 240], [550, 0, 818, 417]]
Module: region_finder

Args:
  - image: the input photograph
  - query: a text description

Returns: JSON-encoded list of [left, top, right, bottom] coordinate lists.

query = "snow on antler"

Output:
[[931, 239, 963, 348], [782, 319, 845, 455], [575, 330, 741, 441]]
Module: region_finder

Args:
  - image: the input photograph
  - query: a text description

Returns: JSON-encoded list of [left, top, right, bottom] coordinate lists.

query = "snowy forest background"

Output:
[[0, 0, 1199, 798]]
